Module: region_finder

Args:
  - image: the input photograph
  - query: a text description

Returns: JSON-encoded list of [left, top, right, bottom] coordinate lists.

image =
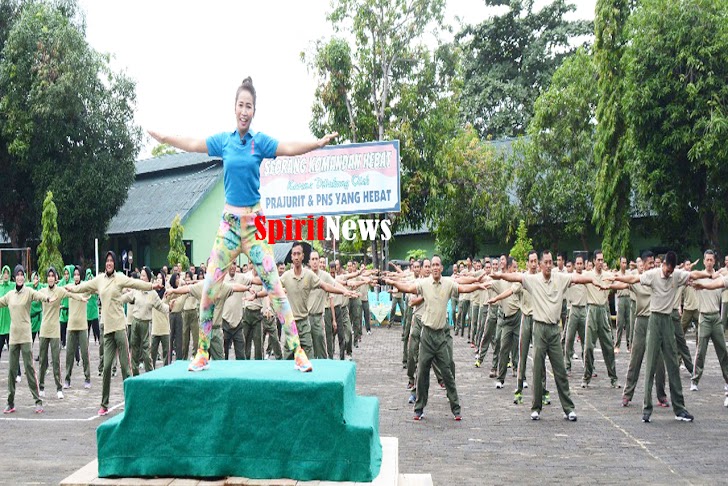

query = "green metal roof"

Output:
[[107, 154, 223, 235]]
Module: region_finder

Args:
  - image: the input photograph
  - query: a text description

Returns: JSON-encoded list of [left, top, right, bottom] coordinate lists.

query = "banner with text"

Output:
[[259, 140, 401, 218]]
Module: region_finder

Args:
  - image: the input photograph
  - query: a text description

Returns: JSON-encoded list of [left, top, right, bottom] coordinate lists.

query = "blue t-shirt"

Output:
[[206, 130, 279, 207]]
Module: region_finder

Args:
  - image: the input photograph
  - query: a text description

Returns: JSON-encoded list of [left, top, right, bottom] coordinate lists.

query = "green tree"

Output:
[[592, 0, 637, 263], [624, 0, 728, 253], [428, 126, 514, 261], [303, 0, 449, 269], [406, 249, 427, 261], [151, 143, 177, 157], [457, 0, 592, 139], [0, 0, 141, 258], [167, 214, 190, 270], [510, 220, 533, 270], [513, 48, 599, 251], [36, 191, 64, 282]]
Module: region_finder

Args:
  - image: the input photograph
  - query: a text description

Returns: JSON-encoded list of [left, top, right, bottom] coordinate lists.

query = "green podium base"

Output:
[[97, 360, 381, 482]]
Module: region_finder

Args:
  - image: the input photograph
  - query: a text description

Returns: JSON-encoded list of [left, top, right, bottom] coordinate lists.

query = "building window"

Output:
[[184, 240, 193, 265]]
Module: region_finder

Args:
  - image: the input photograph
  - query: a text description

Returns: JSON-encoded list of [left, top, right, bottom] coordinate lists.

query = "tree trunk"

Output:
[[700, 210, 721, 256]]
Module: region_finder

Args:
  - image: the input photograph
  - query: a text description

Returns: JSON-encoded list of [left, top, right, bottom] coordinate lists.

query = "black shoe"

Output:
[[675, 411, 694, 422], [642, 414, 651, 423]]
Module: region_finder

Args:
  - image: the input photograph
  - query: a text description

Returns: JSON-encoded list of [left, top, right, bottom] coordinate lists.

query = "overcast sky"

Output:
[[77, 0, 596, 158]]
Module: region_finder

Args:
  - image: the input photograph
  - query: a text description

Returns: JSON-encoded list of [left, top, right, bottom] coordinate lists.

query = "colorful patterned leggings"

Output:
[[197, 208, 303, 360]]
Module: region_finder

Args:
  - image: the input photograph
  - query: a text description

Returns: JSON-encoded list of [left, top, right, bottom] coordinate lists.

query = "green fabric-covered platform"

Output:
[[97, 360, 382, 482]]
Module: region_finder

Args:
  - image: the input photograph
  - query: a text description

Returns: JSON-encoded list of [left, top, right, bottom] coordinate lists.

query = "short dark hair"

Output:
[[541, 250, 552, 260], [594, 249, 603, 260], [642, 250, 654, 260], [528, 250, 538, 258], [575, 255, 584, 263], [506, 256, 515, 268], [665, 251, 678, 268], [704, 249, 716, 258]]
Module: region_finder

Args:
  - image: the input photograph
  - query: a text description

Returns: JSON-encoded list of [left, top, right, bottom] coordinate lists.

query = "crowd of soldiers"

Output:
[[3, 246, 728, 425], [0, 245, 376, 415], [386, 249, 728, 423]]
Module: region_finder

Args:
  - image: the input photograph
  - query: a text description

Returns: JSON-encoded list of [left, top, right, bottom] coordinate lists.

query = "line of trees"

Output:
[[307, 0, 728, 263]]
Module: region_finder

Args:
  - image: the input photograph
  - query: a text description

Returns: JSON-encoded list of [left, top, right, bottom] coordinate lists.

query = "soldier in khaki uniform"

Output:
[[614, 257, 632, 353], [689, 250, 728, 391], [37, 267, 87, 399], [241, 267, 265, 360], [181, 271, 200, 360], [66, 251, 164, 415], [280, 245, 357, 359], [386, 256, 487, 421], [308, 251, 338, 359], [610, 251, 710, 422], [609, 253, 668, 407], [493, 251, 597, 421], [1, 265, 55, 414], [222, 263, 252, 360], [120, 267, 169, 376], [680, 275, 700, 337], [64, 267, 92, 389], [486, 257, 523, 391], [581, 251, 620, 389], [167, 278, 253, 360], [564, 256, 588, 374]]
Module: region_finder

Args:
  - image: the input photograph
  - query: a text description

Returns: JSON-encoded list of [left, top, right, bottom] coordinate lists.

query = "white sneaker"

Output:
[[724, 383, 728, 392], [523, 381, 529, 389], [367, 330, 371, 335], [572, 353, 579, 359], [564, 411, 577, 422], [531, 411, 540, 420], [724, 395, 728, 408], [15, 376, 21, 383], [680, 364, 686, 371], [495, 381, 504, 389], [690, 382, 698, 392], [57, 391, 64, 400], [39, 390, 45, 398]]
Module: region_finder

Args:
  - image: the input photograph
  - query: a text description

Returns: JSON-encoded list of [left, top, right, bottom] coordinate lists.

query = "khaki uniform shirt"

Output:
[[0, 286, 48, 344], [183, 291, 198, 311], [308, 269, 335, 315], [122, 290, 169, 321], [74, 272, 154, 334], [67, 291, 89, 331], [616, 271, 631, 298], [222, 273, 252, 326], [187, 281, 234, 329], [682, 285, 699, 311], [491, 280, 520, 317], [567, 275, 588, 307], [38, 286, 71, 338], [695, 278, 722, 314], [416, 276, 458, 330], [584, 270, 609, 306], [152, 299, 171, 336], [521, 272, 572, 324], [640, 268, 690, 315], [630, 278, 652, 317], [358, 280, 369, 302], [280, 267, 321, 322]]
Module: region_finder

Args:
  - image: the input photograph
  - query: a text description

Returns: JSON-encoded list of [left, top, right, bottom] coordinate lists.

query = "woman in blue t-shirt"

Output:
[[149, 77, 337, 373]]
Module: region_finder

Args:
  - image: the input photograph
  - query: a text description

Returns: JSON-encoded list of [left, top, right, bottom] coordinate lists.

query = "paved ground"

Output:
[[1, 324, 728, 485]]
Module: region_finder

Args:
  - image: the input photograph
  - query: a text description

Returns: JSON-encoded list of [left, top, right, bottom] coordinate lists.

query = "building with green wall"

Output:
[[106, 153, 239, 271]]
